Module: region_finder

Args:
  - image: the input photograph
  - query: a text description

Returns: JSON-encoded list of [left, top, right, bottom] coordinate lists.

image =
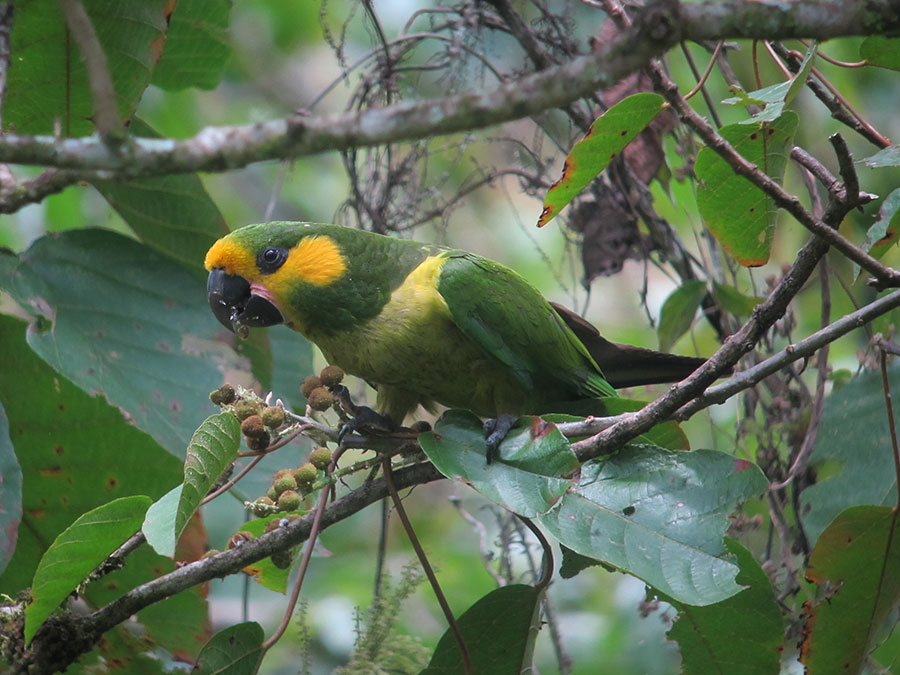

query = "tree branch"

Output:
[[0, 0, 895, 178]]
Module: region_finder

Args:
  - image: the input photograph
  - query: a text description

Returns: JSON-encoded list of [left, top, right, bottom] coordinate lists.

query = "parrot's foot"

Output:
[[337, 405, 397, 444], [483, 413, 517, 464]]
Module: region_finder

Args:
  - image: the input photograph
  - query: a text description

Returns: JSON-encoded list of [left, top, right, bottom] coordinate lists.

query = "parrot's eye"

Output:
[[258, 246, 288, 273]]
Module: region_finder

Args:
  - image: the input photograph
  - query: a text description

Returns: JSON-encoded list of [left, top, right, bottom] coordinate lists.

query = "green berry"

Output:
[[271, 549, 294, 570], [241, 415, 267, 438], [233, 399, 260, 421], [308, 447, 333, 471], [294, 462, 318, 487], [300, 375, 322, 398], [261, 406, 286, 429], [319, 365, 345, 387], [277, 490, 302, 511], [266, 485, 278, 501], [250, 496, 275, 517], [272, 473, 297, 495], [307, 387, 333, 411], [210, 384, 236, 406]]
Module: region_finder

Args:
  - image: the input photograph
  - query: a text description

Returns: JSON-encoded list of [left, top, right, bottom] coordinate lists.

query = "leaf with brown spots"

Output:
[[538, 93, 665, 227], [801, 506, 900, 673], [696, 113, 798, 266]]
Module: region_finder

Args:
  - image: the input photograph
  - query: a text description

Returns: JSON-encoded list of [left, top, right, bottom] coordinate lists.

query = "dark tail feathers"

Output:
[[551, 302, 709, 388]]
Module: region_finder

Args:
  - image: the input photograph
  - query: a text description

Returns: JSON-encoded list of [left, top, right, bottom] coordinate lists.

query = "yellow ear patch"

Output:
[[271, 235, 348, 288], [204, 238, 257, 277]]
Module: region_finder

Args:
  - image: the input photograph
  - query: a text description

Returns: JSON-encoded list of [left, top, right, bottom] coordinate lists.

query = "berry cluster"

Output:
[[248, 445, 333, 517]]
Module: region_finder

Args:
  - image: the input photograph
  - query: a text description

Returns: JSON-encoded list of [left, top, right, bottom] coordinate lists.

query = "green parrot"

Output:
[[205, 222, 706, 429]]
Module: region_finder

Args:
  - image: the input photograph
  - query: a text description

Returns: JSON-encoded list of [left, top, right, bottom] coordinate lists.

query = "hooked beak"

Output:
[[207, 268, 284, 332]]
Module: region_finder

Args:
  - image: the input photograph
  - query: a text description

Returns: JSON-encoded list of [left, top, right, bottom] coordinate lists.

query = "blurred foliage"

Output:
[[2, 0, 900, 673]]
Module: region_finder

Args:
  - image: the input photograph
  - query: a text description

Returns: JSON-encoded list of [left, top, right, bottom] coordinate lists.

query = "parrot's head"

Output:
[[204, 222, 350, 334]]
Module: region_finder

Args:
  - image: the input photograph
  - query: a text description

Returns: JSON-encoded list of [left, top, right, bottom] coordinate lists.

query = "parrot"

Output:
[[205, 222, 707, 439]]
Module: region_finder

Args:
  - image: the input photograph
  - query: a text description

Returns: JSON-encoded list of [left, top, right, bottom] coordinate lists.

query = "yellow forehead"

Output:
[[204, 234, 347, 288]]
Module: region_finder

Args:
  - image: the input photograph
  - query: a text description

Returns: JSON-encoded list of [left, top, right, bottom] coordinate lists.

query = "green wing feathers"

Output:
[[437, 253, 616, 405]]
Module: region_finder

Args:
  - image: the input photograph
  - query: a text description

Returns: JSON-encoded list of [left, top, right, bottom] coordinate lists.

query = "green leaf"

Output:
[[92, 118, 229, 273], [658, 280, 706, 352], [801, 506, 900, 673], [538, 445, 767, 605], [0, 315, 182, 595], [175, 413, 241, 555], [25, 495, 151, 643], [800, 367, 900, 546], [151, 0, 232, 91], [662, 539, 783, 674], [861, 36, 900, 71], [863, 145, 900, 168], [232, 514, 303, 593], [422, 585, 542, 674], [0, 401, 22, 577], [142, 484, 183, 557], [857, 188, 900, 276], [696, 113, 798, 267], [195, 622, 264, 675], [538, 93, 665, 226], [0, 229, 252, 457], [419, 410, 579, 517], [723, 43, 815, 124], [4, 0, 169, 136], [711, 281, 764, 318]]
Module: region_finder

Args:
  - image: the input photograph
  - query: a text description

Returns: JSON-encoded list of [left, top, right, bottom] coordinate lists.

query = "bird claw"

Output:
[[483, 413, 517, 464], [337, 404, 396, 444]]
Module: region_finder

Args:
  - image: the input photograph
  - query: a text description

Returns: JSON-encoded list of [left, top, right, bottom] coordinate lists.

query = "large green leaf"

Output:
[[0, 315, 182, 594], [538, 93, 665, 226], [422, 585, 542, 674], [861, 36, 900, 71], [802, 506, 900, 673], [25, 495, 151, 643], [195, 622, 264, 675], [4, 0, 169, 136], [696, 113, 798, 267], [538, 445, 767, 606], [0, 401, 22, 577], [151, 0, 233, 91], [93, 118, 229, 273], [419, 410, 579, 517], [800, 367, 900, 545], [663, 539, 783, 674], [0, 229, 252, 457]]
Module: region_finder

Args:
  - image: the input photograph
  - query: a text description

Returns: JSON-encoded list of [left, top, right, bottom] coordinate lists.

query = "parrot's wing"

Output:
[[437, 253, 615, 399], [550, 302, 708, 387]]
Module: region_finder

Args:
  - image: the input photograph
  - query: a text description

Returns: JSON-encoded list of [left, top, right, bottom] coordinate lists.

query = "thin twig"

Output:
[[261, 447, 345, 652], [676, 288, 900, 420], [878, 347, 900, 511], [382, 457, 472, 674], [56, 0, 122, 142]]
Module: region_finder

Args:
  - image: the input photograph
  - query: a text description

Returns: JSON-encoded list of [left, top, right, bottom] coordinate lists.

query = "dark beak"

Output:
[[207, 268, 284, 332]]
